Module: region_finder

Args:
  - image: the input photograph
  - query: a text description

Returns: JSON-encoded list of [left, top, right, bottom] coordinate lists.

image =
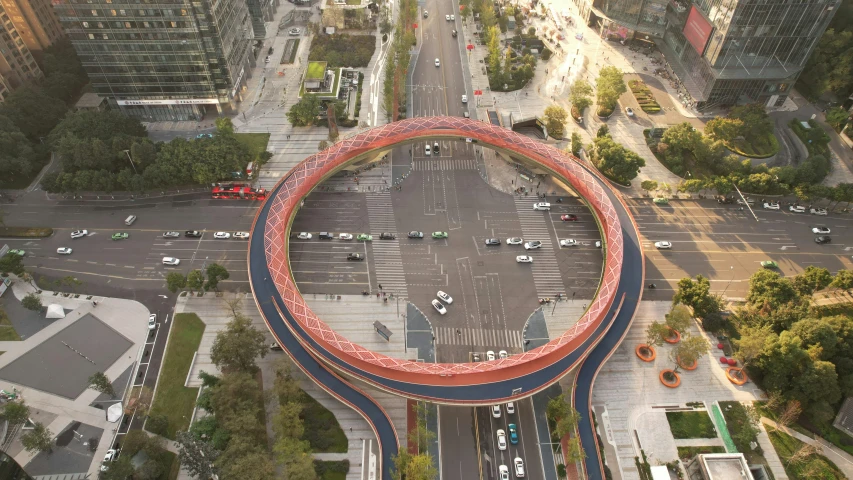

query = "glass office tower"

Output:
[[53, 0, 255, 121]]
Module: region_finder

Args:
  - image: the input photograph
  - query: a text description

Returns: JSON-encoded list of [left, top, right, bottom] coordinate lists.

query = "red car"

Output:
[[560, 214, 578, 221]]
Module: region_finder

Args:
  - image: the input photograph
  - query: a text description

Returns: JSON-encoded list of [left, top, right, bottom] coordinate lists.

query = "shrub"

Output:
[[308, 34, 376, 68], [146, 414, 169, 436]]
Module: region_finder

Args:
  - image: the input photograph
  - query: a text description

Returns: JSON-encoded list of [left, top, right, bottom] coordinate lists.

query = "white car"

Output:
[[297, 232, 312, 240], [507, 237, 523, 245], [431, 299, 446, 315], [492, 405, 501, 418], [533, 202, 551, 211], [625, 107, 634, 116], [445, 14, 450, 20], [213, 232, 231, 239], [162, 257, 180, 266], [70, 230, 88, 239], [560, 239, 578, 247], [100, 449, 117, 471], [506, 402, 515, 414], [163, 231, 180, 238], [496, 429, 507, 450], [57, 247, 73, 255], [514, 457, 525, 477], [451, 14, 455, 20], [516, 255, 533, 263], [437, 291, 453, 304], [148, 314, 157, 330], [425, 144, 431, 156], [233, 232, 250, 239], [654, 241, 672, 249], [499, 465, 510, 480], [288, 27, 301, 35], [435, 58, 440, 67], [487, 350, 496, 361], [499, 350, 508, 359], [810, 208, 828, 216], [339, 233, 353, 240], [461, 94, 468, 103], [812, 227, 831, 234], [524, 241, 542, 250], [789, 205, 806, 213], [763, 202, 780, 210]]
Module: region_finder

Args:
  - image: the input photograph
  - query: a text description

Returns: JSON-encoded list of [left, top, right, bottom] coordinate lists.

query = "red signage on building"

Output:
[[683, 6, 713, 55]]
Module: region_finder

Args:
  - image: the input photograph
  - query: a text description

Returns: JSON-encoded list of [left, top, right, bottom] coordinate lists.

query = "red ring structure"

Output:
[[263, 116, 623, 387]]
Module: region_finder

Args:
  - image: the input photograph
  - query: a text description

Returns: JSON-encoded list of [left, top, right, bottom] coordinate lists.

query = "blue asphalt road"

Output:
[[249, 160, 643, 479]]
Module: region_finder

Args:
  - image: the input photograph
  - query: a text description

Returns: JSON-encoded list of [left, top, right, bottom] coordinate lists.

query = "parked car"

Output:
[[625, 107, 634, 116], [297, 232, 313, 240], [810, 208, 828, 216], [101, 449, 118, 471], [496, 430, 507, 450], [431, 299, 446, 315], [8, 249, 24, 256], [71, 230, 88, 239], [461, 94, 468, 103], [492, 405, 501, 418], [487, 350, 496, 360], [213, 232, 231, 239], [789, 205, 806, 213], [435, 58, 440, 67], [499, 350, 508, 359], [737, 197, 756, 205], [763, 202, 780, 210], [506, 402, 515, 414], [445, 14, 450, 20], [148, 314, 157, 330], [288, 27, 301, 35]]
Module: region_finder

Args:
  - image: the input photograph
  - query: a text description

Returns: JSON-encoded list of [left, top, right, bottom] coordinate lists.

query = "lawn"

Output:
[[767, 428, 845, 480], [308, 34, 376, 68], [307, 61, 327, 80], [0, 307, 21, 341], [720, 401, 771, 468], [756, 401, 853, 456], [666, 411, 718, 439], [726, 132, 779, 158], [301, 391, 348, 452], [314, 460, 349, 480], [146, 313, 205, 439], [162, 450, 181, 480], [234, 132, 270, 172], [677, 445, 725, 460]]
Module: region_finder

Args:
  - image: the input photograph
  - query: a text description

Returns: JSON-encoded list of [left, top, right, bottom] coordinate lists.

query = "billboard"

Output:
[[683, 6, 713, 55]]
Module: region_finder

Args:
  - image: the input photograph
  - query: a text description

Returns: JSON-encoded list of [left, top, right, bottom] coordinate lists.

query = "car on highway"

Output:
[[524, 241, 542, 250], [485, 238, 501, 246], [508, 424, 519, 444], [213, 232, 231, 239], [560, 239, 578, 247], [339, 233, 353, 240], [432, 231, 448, 239], [452, 29, 458, 37], [499, 350, 507, 359], [297, 232, 313, 240], [626, 107, 634, 116], [487, 350, 496, 361], [346, 253, 364, 261], [408, 231, 424, 238], [357, 233, 373, 241], [461, 94, 468, 103], [163, 231, 180, 238], [71, 230, 88, 239], [319, 232, 333, 240], [533, 202, 550, 211], [561, 214, 578, 221], [379, 232, 396, 240], [8, 249, 24, 256], [653, 197, 669, 205], [506, 402, 515, 414], [499, 465, 510, 480], [288, 27, 300, 35], [737, 197, 756, 205], [763, 202, 780, 210], [761, 260, 778, 269], [492, 405, 501, 418], [148, 314, 157, 330], [811, 208, 828, 216], [507, 237, 523, 245], [185, 230, 202, 238], [812, 227, 831, 234], [445, 14, 450, 20], [162, 257, 180, 266], [516, 255, 533, 263], [789, 205, 806, 213], [514, 457, 525, 477], [496, 429, 507, 450], [654, 241, 672, 249], [100, 449, 118, 471], [437, 291, 453, 304], [435, 58, 440, 67], [815, 236, 831, 244], [431, 299, 446, 315], [111, 232, 129, 241], [57, 247, 72, 255], [234, 232, 250, 239]]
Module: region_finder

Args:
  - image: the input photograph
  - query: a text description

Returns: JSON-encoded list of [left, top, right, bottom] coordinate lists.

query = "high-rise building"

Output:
[[0, 0, 65, 59], [573, 0, 840, 110], [247, 0, 277, 40], [53, 0, 256, 121], [0, 3, 44, 97]]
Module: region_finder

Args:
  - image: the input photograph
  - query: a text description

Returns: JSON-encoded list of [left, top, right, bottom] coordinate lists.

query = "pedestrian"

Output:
[[377, 292, 380, 298], [379, 284, 383, 290]]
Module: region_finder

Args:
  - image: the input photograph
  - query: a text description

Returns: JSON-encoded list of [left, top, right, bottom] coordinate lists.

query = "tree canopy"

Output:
[[595, 66, 626, 110], [210, 313, 268, 373], [588, 134, 645, 184]]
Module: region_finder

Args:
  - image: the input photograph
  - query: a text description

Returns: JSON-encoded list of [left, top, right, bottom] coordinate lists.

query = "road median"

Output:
[[0, 227, 54, 238]]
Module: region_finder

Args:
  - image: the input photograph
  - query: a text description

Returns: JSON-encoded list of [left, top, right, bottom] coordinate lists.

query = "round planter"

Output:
[[659, 369, 681, 388], [636, 344, 656, 362], [677, 356, 698, 371], [664, 327, 681, 344], [726, 367, 748, 386]]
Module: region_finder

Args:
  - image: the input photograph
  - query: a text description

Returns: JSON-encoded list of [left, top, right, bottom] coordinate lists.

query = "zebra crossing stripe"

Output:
[[513, 198, 565, 297], [433, 327, 523, 348], [367, 193, 408, 296], [412, 159, 478, 171]]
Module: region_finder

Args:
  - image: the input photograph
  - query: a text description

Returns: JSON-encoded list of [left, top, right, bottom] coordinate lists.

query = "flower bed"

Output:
[[629, 79, 661, 113]]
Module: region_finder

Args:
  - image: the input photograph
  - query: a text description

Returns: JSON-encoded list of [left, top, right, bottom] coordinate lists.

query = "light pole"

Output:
[[723, 266, 734, 295], [121, 149, 139, 174]]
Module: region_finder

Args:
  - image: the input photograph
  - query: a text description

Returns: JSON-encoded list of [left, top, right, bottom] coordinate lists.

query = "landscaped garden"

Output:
[[676, 445, 725, 460], [666, 411, 717, 439], [767, 428, 845, 480], [718, 401, 769, 468], [595, 66, 626, 118], [628, 79, 660, 113], [308, 34, 376, 68]]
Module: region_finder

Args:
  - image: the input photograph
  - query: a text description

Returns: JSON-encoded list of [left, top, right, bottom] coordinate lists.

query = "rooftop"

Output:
[[306, 61, 328, 80], [701, 454, 754, 480]]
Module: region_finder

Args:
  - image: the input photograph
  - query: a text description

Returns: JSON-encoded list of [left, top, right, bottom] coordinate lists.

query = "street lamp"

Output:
[[723, 266, 734, 295], [121, 149, 139, 174]]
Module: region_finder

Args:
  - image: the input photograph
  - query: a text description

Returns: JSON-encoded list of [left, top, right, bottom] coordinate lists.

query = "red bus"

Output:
[[211, 184, 267, 200]]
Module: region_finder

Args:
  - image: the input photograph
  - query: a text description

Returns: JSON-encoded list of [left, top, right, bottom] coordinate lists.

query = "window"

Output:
[[125, 22, 131, 28], [82, 21, 89, 27], [91, 9, 98, 16], [88, 33, 95, 39], [110, 9, 116, 16]]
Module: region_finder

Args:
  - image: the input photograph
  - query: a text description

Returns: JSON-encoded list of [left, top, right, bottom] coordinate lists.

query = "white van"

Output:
[[124, 215, 137, 226]]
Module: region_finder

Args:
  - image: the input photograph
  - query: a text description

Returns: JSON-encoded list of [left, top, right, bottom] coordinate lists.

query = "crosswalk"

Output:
[[366, 193, 408, 296], [434, 327, 524, 348], [412, 159, 478, 171], [514, 197, 565, 297]]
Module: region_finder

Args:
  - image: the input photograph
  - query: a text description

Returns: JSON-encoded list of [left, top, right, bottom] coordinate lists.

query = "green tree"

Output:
[[672, 275, 723, 319], [570, 132, 583, 156], [588, 134, 645, 183], [671, 334, 710, 370], [21, 292, 42, 311], [568, 79, 593, 113], [88, 372, 116, 397], [391, 451, 438, 480], [0, 87, 68, 140], [797, 29, 853, 99], [20, 422, 53, 453], [728, 104, 773, 142], [210, 314, 268, 373], [215, 117, 235, 135], [793, 265, 833, 295], [704, 117, 744, 142], [176, 430, 220, 480], [166, 272, 187, 293], [187, 270, 204, 292], [205, 263, 230, 291], [595, 66, 626, 111], [831, 270, 853, 290], [146, 414, 169, 435], [99, 457, 135, 480], [287, 95, 322, 127], [1, 401, 30, 425], [0, 254, 25, 275], [543, 105, 568, 139], [746, 269, 800, 310], [565, 436, 586, 464]]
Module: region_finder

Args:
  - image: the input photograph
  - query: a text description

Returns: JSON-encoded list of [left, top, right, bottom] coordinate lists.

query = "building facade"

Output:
[[247, 0, 277, 40], [0, 3, 45, 101], [53, 0, 256, 121], [0, 0, 65, 59]]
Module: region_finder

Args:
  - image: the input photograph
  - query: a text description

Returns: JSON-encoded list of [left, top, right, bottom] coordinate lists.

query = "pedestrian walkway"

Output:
[[412, 158, 479, 171], [513, 198, 564, 297], [366, 193, 408, 296], [433, 326, 523, 348]]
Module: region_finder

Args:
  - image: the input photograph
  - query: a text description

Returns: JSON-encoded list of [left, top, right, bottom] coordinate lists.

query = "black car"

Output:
[[485, 238, 501, 246], [347, 253, 364, 260], [319, 232, 333, 240], [815, 236, 832, 244], [452, 30, 458, 37], [379, 232, 396, 240], [408, 231, 424, 238], [185, 230, 201, 238], [717, 197, 735, 204], [433, 142, 440, 154]]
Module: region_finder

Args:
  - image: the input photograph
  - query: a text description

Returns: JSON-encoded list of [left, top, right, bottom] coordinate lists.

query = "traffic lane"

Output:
[[438, 406, 481, 480], [514, 398, 541, 480], [288, 242, 371, 294], [434, 0, 466, 116], [291, 194, 369, 234]]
